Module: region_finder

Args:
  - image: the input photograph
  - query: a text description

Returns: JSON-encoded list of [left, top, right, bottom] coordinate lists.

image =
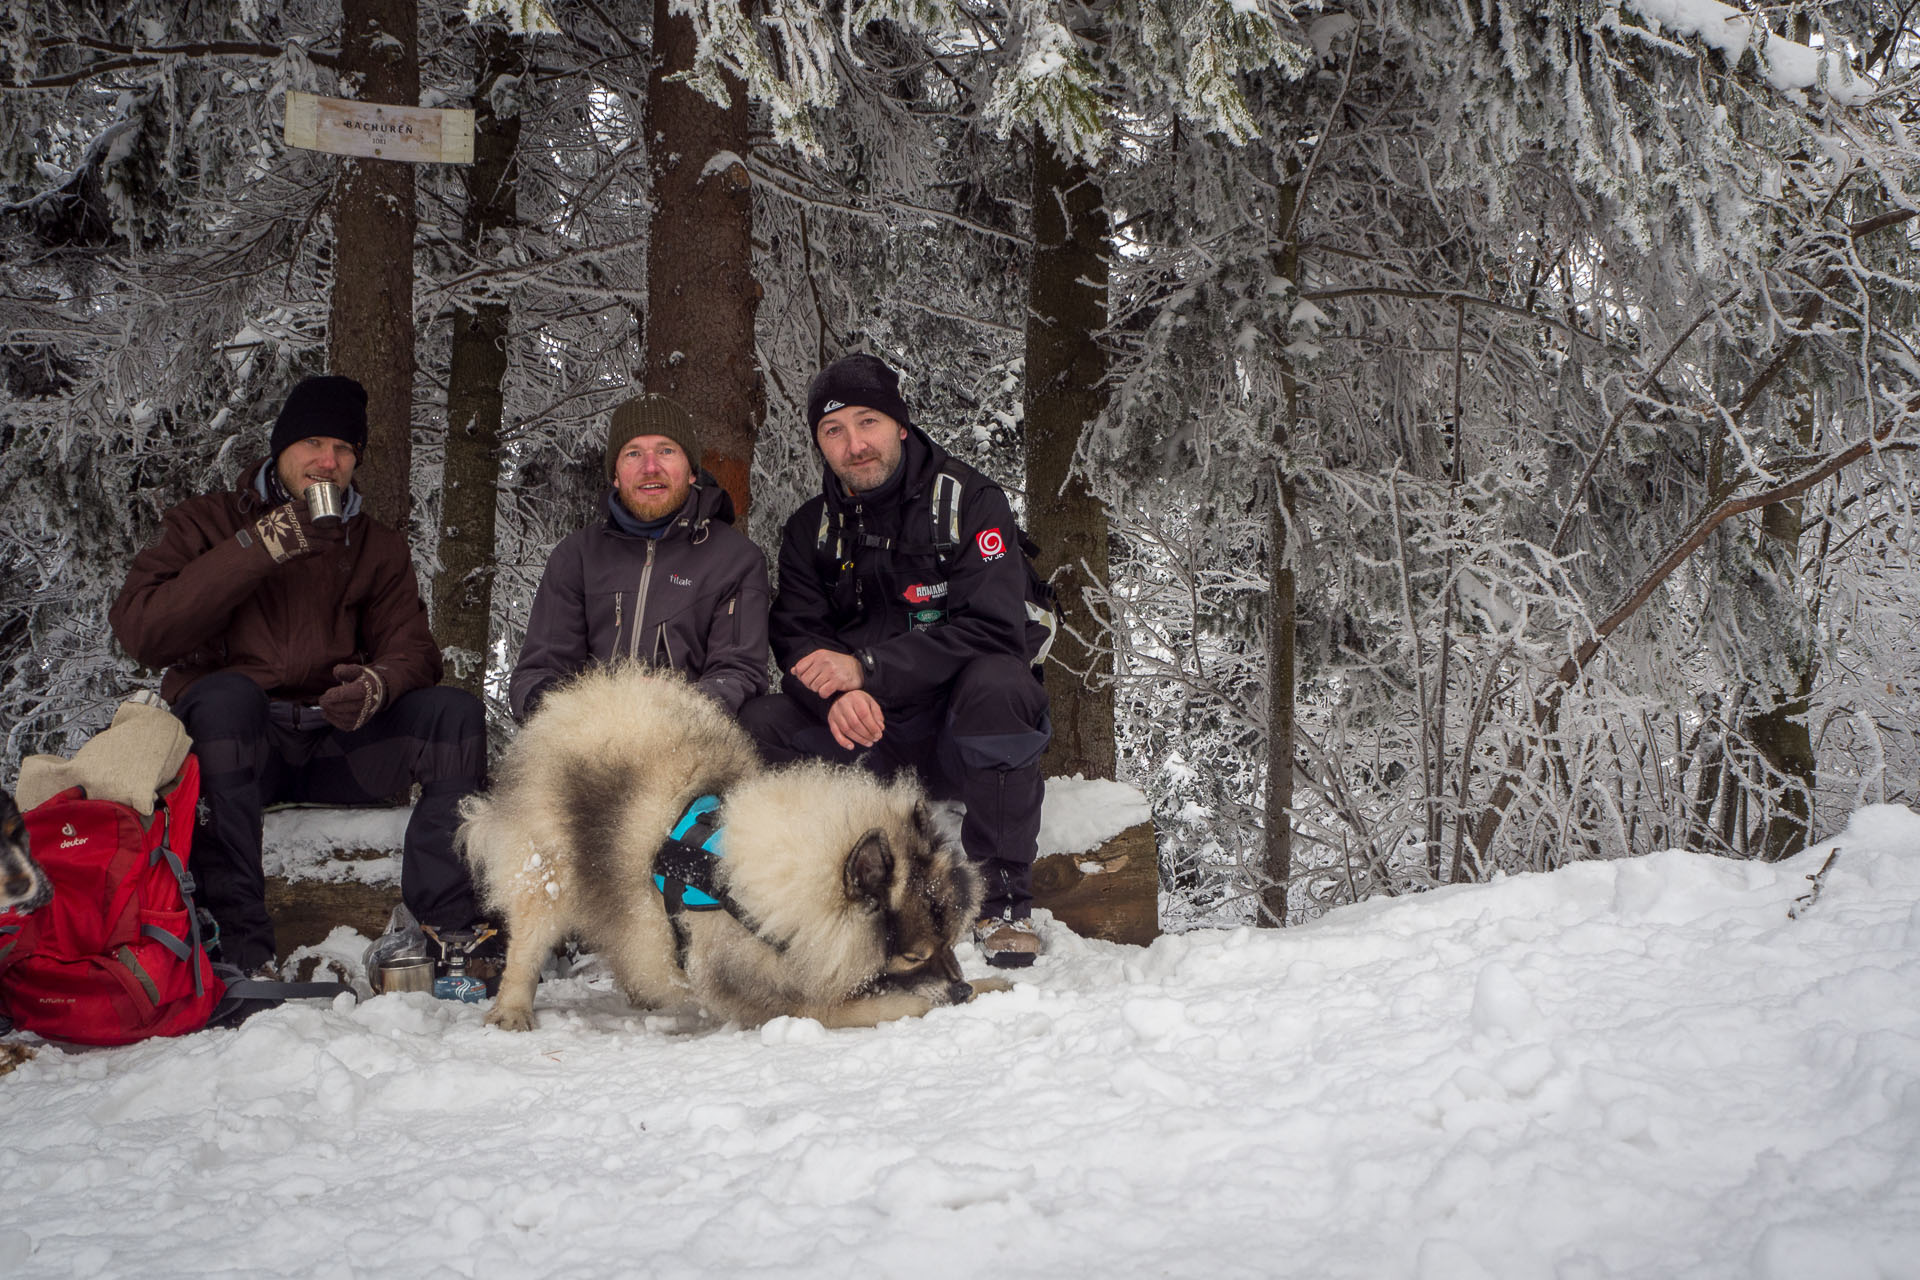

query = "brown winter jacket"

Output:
[[109, 460, 443, 706], [508, 475, 770, 722]]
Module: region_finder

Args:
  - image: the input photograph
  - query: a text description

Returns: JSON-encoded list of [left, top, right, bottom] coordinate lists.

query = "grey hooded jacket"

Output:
[[509, 475, 771, 721]]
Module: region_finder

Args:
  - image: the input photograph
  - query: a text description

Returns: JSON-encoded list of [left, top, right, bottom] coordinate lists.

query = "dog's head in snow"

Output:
[[1, 790, 52, 915]]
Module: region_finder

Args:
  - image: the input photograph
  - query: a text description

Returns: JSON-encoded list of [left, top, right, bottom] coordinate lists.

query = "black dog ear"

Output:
[[844, 830, 893, 904]]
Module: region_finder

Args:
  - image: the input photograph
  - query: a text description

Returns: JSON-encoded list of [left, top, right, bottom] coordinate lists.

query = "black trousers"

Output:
[[739, 654, 1050, 919], [172, 672, 487, 971]]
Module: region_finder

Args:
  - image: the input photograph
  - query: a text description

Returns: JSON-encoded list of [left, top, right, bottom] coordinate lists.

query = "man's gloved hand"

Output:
[[251, 501, 347, 566], [318, 664, 387, 732]]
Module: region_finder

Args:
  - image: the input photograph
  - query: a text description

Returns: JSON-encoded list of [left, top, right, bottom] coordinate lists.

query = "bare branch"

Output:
[[8, 38, 340, 90]]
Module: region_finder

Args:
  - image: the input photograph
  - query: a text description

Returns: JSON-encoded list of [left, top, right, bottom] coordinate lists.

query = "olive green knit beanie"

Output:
[[604, 394, 702, 479]]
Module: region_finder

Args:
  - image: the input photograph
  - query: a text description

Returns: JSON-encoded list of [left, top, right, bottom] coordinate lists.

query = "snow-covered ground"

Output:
[[4, 796, 1919, 1279]]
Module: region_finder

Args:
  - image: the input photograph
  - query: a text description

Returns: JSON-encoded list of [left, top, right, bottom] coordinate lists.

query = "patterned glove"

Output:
[[318, 664, 387, 733], [249, 501, 345, 566]]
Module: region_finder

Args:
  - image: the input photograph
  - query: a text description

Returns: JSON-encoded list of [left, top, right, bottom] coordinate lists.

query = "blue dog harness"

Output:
[[653, 794, 777, 969], [653, 794, 727, 908]]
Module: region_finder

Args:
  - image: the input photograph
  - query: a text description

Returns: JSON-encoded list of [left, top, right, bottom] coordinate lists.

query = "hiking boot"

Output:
[[973, 915, 1041, 969], [244, 959, 283, 983]]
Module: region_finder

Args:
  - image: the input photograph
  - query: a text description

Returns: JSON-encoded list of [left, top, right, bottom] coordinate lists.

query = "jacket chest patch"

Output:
[[902, 581, 948, 605], [669, 573, 693, 588]]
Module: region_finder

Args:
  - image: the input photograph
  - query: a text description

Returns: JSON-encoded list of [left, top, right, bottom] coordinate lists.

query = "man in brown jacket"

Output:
[[509, 394, 769, 722], [110, 376, 487, 977]]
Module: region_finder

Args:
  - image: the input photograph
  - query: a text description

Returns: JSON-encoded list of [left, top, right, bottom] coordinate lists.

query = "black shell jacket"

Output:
[[509, 474, 771, 721], [770, 426, 1033, 713]]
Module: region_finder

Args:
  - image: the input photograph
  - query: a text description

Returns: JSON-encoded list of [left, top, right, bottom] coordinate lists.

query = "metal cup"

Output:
[[375, 956, 435, 994], [306, 481, 343, 523]]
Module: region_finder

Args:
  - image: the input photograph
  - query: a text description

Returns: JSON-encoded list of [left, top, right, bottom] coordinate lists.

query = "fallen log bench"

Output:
[[261, 804, 407, 968], [1032, 818, 1160, 946], [263, 868, 397, 966], [258, 777, 1161, 966], [1029, 777, 1161, 947]]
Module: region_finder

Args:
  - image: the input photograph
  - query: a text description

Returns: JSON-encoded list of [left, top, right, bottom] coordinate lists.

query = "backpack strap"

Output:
[[812, 505, 863, 613], [206, 964, 355, 1027], [221, 976, 356, 1002], [815, 504, 846, 572], [812, 464, 972, 581], [929, 465, 965, 561], [143, 802, 214, 998]]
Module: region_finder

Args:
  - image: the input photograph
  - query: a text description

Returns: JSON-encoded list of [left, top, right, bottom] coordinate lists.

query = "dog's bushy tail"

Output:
[[455, 792, 515, 904]]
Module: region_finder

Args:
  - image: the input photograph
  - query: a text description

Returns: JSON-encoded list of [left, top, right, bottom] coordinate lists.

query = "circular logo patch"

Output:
[[976, 528, 1007, 560]]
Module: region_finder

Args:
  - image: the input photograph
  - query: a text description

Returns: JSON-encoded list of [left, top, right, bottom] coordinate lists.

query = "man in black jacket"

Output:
[[510, 394, 770, 721], [740, 355, 1051, 967]]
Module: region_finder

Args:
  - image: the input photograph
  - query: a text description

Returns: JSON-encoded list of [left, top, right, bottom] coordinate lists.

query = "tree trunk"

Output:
[[643, 0, 760, 516], [1025, 135, 1115, 781], [433, 17, 525, 698], [1260, 195, 1303, 927], [1747, 678, 1816, 859], [1261, 477, 1297, 924], [329, 0, 419, 530], [1748, 400, 1820, 860]]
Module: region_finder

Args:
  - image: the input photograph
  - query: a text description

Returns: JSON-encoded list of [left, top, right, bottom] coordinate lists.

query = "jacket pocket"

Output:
[[644, 593, 700, 675], [583, 590, 625, 665]]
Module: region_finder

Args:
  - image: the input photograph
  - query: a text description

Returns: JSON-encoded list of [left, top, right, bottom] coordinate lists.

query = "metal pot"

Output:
[[374, 956, 435, 995]]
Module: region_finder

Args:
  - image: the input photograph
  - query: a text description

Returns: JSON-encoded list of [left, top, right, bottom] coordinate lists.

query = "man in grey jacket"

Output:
[[510, 395, 771, 721]]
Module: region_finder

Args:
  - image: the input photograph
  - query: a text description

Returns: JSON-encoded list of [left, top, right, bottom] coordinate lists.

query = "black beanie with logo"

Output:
[[270, 375, 370, 460], [805, 354, 914, 436]]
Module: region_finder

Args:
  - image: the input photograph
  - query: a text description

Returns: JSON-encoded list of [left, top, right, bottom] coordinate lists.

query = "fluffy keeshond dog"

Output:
[[458, 665, 1005, 1032], [1, 790, 52, 915]]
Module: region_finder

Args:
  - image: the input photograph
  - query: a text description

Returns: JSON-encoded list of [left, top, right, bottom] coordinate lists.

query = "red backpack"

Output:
[[0, 755, 225, 1045]]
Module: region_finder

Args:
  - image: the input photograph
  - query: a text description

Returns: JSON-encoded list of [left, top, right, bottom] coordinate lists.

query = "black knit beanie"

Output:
[[270, 376, 370, 460], [605, 394, 702, 479], [806, 354, 913, 436]]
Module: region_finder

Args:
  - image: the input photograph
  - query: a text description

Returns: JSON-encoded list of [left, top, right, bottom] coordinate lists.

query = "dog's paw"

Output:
[[966, 977, 1014, 998], [485, 1003, 535, 1032]]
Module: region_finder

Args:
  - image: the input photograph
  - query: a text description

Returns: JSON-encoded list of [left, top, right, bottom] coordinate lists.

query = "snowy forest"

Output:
[[4, 0, 1918, 929]]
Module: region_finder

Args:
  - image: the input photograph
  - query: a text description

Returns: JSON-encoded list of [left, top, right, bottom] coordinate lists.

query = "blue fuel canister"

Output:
[[423, 924, 498, 1003], [434, 973, 488, 1003]]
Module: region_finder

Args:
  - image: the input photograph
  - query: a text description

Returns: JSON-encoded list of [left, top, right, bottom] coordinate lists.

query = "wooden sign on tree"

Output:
[[284, 91, 474, 165]]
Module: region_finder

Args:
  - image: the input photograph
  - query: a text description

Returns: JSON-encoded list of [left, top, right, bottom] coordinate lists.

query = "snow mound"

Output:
[[1039, 774, 1152, 855], [9, 807, 1915, 1278], [261, 805, 408, 883]]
